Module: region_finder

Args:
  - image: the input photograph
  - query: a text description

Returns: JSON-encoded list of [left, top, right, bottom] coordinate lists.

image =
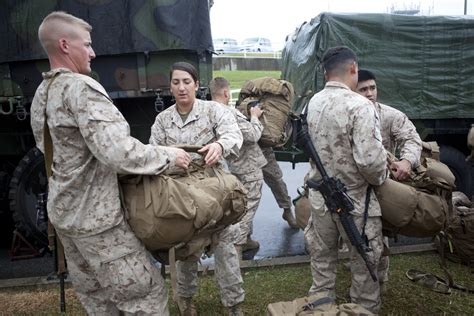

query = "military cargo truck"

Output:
[[282, 12, 474, 198], [0, 0, 213, 247]]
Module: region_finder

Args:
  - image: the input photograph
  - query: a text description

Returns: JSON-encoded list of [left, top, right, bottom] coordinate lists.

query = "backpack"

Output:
[[237, 77, 294, 147], [119, 163, 247, 262], [266, 293, 374, 316], [375, 144, 455, 238], [440, 191, 474, 266]]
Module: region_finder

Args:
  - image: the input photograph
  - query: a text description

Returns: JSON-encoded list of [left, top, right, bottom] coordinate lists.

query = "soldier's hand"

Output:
[[198, 142, 223, 166], [173, 148, 192, 170], [250, 106, 263, 118], [390, 159, 412, 181]]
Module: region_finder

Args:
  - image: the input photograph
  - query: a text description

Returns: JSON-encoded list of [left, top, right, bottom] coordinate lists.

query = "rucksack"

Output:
[[266, 292, 374, 316], [375, 145, 455, 238], [440, 191, 474, 266], [119, 162, 247, 262], [236, 77, 294, 147]]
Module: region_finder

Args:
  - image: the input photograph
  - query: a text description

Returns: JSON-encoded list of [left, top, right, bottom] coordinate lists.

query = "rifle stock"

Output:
[[295, 114, 377, 282]]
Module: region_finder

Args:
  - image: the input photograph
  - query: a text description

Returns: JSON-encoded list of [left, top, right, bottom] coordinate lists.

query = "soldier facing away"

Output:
[[304, 46, 387, 314], [30, 11, 192, 315], [209, 76, 267, 252]]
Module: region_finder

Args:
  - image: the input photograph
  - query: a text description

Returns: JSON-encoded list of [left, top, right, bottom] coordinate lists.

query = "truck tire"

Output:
[[8, 147, 48, 246], [439, 145, 473, 198]]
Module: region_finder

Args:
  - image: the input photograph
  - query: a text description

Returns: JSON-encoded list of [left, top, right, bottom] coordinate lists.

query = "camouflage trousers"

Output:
[[235, 173, 264, 245], [261, 147, 292, 209], [304, 211, 383, 314], [57, 219, 169, 315], [177, 224, 245, 307]]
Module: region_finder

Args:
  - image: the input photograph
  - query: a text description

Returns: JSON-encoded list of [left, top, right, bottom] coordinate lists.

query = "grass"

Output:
[[1, 252, 473, 315], [213, 70, 281, 90]]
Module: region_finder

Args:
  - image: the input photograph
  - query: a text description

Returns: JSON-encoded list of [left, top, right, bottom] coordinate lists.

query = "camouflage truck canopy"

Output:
[[0, 0, 213, 62], [282, 12, 474, 120]]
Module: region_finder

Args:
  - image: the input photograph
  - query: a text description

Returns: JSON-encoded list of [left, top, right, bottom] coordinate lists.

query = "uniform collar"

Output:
[[42, 68, 73, 79], [325, 81, 351, 91]]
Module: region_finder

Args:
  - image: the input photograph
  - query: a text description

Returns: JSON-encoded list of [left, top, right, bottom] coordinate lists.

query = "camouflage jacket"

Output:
[[306, 81, 387, 216], [376, 102, 422, 168], [226, 107, 267, 179], [149, 99, 243, 174], [30, 68, 176, 237]]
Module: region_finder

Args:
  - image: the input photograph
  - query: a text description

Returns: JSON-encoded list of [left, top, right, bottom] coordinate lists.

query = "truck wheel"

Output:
[[8, 147, 48, 246], [439, 145, 473, 198]]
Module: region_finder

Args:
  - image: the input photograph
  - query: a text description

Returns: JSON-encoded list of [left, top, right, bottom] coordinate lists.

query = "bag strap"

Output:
[[43, 73, 60, 177], [435, 232, 474, 293], [42, 73, 67, 276], [168, 247, 179, 303], [300, 296, 335, 312]]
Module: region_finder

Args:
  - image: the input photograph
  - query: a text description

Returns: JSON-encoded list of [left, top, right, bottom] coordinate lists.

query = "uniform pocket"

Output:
[[101, 250, 155, 302]]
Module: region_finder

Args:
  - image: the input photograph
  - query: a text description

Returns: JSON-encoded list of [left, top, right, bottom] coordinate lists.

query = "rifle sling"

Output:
[[43, 73, 67, 275]]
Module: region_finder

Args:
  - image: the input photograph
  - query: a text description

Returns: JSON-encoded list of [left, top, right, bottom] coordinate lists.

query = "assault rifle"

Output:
[[293, 113, 377, 282]]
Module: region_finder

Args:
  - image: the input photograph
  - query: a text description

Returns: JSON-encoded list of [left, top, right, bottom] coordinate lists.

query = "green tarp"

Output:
[[0, 0, 213, 62], [282, 12, 474, 119]]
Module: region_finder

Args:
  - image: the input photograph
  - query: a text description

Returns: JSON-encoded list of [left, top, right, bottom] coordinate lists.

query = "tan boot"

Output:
[[242, 238, 260, 252], [176, 296, 198, 316], [282, 208, 299, 228], [228, 304, 244, 316]]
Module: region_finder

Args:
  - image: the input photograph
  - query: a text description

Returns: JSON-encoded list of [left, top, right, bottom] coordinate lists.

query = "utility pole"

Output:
[[465, 0, 468, 14]]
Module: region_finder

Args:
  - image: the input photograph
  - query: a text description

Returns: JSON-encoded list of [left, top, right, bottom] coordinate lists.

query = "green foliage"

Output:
[[0, 252, 473, 315]]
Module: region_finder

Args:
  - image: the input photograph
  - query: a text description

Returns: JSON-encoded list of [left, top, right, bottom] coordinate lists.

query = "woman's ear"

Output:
[[195, 80, 200, 91]]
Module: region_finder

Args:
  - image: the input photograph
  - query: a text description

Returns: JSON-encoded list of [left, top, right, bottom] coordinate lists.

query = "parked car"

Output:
[[213, 38, 240, 54], [240, 37, 273, 52]]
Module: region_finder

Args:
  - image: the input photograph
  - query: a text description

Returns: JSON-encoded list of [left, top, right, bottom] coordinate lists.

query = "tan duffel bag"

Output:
[[267, 292, 373, 316], [376, 178, 450, 237], [375, 147, 455, 238], [120, 163, 247, 262]]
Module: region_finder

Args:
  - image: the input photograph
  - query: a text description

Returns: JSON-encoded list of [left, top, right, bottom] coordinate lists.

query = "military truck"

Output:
[[0, 0, 213, 247], [282, 12, 474, 198]]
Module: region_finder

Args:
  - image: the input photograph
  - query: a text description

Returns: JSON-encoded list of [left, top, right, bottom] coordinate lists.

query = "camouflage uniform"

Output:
[[304, 81, 387, 314], [376, 102, 422, 287], [149, 99, 245, 307], [376, 102, 422, 168], [226, 108, 267, 245], [30, 68, 176, 315], [261, 146, 292, 209]]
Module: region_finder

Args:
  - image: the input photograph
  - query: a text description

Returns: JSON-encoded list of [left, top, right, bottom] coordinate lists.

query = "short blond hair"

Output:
[[38, 11, 92, 52]]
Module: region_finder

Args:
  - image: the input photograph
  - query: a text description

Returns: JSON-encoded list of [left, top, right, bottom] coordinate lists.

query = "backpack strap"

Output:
[[435, 232, 474, 293], [168, 247, 179, 302], [301, 296, 335, 312], [361, 185, 372, 245]]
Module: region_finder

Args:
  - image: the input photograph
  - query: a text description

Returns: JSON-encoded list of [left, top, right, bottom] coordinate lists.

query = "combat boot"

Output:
[[242, 237, 260, 252], [228, 304, 244, 316], [282, 208, 299, 229], [176, 296, 198, 316]]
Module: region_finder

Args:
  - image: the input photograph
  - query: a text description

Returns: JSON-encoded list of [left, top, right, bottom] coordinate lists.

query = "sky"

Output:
[[210, 0, 473, 50]]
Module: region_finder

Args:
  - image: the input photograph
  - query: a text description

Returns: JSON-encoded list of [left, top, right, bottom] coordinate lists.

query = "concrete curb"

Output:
[[0, 243, 436, 289]]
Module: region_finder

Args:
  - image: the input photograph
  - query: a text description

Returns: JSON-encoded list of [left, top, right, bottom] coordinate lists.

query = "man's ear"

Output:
[[223, 88, 230, 99], [195, 80, 200, 91], [59, 38, 68, 53], [349, 61, 358, 74]]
